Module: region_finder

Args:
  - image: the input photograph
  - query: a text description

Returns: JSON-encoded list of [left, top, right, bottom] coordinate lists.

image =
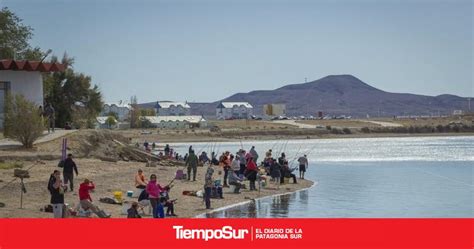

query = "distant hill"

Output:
[[139, 75, 471, 118]]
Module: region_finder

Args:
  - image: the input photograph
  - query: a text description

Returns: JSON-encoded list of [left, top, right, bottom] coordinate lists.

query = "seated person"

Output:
[[154, 197, 167, 218], [79, 179, 110, 218], [137, 189, 151, 215], [135, 169, 147, 189], [212, 180, 224, 199], [228, 171, 244, 194], [127, 202, 142, 218], [160, 186, 177, 217], [280, 164, 297, 184]]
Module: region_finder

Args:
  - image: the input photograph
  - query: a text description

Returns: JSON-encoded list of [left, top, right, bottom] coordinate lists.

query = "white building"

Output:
[[263, 104, 286, 117], [155, 101, 191, 116], [216, 102, 253, 120], [0, 60, 65, 128], [101, 102, 130, 121], [142, 115, 207, 129]]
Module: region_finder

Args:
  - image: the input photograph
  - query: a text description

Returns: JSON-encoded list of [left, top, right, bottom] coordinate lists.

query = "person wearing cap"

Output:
[[135, 169, 147, 189], [63, 153, 78, 192], [298, 155, 309, 179]]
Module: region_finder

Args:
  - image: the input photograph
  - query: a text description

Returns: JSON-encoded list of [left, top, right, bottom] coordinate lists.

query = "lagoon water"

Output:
[[168, 136, 473, 218]]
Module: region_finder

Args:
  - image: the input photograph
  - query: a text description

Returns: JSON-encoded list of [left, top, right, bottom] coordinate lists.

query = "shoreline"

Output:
[[0, 158, 314, 218], [195, 180, 317, 218], [152, 132, 474, 143]]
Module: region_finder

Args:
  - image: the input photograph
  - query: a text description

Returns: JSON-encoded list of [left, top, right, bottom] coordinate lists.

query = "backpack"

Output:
[[175, 170, 185, 180], [57, 160, 65, 168]]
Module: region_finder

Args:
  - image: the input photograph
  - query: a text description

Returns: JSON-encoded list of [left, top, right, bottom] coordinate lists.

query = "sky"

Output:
[[1, 0, 473, 103]]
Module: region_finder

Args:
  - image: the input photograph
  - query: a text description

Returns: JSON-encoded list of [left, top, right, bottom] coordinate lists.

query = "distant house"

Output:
[[101, 102, 130, 121], [142, 115, 207, 129], [155, 101, 191, 116], [0, 59, 65, 128], [216, 102, 253, 120], [263, 104, 286, 117]]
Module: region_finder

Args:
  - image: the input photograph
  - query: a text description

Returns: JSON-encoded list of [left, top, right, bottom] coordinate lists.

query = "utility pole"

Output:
[[305, 77, 307, 83]]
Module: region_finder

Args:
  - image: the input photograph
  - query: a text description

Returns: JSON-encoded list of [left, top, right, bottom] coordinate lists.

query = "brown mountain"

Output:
[[141, 75, 471, 118]]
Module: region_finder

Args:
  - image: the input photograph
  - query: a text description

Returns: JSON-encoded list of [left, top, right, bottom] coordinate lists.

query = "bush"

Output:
[[330, 128, 343, 134], [361, 127, 370, 133], [4, 95, 44, 148], [105, 116, 117, 128], [342, 128, 352, 134], [326, 125, 331, 130], [436, 125, 444, 132]]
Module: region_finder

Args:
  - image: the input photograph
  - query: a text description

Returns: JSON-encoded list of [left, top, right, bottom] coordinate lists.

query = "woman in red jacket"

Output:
[[79, 179, 110, 218], [245, 156, 258, 191]]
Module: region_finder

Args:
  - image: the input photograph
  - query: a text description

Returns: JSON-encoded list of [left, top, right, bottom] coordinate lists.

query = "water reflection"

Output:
[[205, 190, 309, 218]]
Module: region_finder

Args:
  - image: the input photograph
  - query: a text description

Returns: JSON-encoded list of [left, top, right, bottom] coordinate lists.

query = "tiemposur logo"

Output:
[[173, 226, 249, 241]]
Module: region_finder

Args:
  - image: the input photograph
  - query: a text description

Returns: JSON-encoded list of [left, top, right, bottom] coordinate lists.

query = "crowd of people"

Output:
[[47, 143, 310, 218]]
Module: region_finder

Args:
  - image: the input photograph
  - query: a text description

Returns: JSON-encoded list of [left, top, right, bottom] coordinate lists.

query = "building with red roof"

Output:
[[0, 59, 66, 128]]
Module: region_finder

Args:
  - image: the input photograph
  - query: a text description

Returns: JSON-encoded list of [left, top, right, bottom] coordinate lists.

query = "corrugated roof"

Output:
[[218, 102, 253, 108], [0, 59, 66, 72], [156, 101, 190, 109], [143, 115, 205, 124], [104, 102, 131, 109]]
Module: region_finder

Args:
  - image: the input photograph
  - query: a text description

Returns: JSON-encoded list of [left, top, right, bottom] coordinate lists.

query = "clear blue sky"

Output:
[[2, 0, 472, 103]]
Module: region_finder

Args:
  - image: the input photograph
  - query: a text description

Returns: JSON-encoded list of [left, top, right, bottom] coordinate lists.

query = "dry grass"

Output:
[[209, 120, 296, 130], [0, 161, 23, 170], [296, 119, 382, 128]]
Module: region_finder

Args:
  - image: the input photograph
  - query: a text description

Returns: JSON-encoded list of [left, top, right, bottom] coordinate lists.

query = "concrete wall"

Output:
[[0, 71, 44, 106]]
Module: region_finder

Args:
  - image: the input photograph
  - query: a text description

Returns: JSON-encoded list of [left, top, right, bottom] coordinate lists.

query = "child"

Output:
[[127, 202, 142, 218], [154, 197, 166, 218]]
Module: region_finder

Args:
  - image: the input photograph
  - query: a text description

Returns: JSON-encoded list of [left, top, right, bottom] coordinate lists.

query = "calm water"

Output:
[[166, 136, 474, 218]]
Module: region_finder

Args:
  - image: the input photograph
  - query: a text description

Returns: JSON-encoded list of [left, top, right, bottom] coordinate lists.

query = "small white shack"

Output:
[[216, 102, 253, 120], [0, 60, 65, 128], [142, 115, 207, 129]]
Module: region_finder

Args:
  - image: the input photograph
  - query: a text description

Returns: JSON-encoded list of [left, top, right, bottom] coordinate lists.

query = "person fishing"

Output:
[[185, 150, 198, 181], [245, 155, 258, 191], [146, 174, 165, 218], [298, 155, 309, 179], [249, 146, 259, 163], [203, 164, 215, 209], [79, 179, 110, 218], [48, 170, 66, 218]]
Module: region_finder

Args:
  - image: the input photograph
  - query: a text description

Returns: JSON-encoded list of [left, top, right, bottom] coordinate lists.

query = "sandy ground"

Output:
[[0, 158, 313, 218]]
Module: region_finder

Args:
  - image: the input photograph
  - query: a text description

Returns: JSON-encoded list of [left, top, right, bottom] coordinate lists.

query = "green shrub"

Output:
[[4, 95, 44, 148]]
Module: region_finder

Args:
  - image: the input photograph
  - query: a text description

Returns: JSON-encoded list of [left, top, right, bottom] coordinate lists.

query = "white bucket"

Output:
[[229, 185, 236, 192], [121, 202, 131, 215]]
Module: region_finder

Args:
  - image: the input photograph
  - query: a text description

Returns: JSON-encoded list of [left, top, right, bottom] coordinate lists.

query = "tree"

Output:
[[43, 54, 103, 128], [129, 96, 140, 128], [106, 111, 119, 120], [105, 116, 117, 129], [140, 108, 156, 116], [0, 7, 43, 60], [4, 94, 44, 148]]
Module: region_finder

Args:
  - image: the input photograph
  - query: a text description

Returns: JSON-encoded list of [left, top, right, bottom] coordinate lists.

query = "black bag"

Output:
[[57, 160, 65, 168]]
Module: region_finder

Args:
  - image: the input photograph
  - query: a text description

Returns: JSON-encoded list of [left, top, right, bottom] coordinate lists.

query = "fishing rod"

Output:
[[288, 144, 304, 169]]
